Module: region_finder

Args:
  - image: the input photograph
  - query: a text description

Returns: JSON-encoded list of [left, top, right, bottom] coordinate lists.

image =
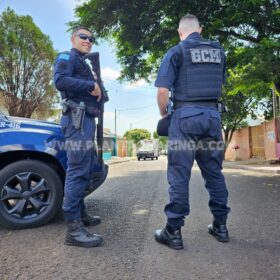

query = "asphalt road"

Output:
[[0, 157, 279, 280]]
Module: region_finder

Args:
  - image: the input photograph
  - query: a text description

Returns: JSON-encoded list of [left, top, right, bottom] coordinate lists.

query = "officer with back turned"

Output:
[[54, 26, 103, 247], [154, 14, 230, 250]]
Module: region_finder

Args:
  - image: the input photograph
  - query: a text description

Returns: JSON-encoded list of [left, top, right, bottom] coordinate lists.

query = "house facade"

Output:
[[225, 118, 280, 161]]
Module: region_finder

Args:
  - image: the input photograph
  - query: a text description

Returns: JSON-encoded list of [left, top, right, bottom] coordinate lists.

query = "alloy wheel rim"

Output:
[[0, 172, 51, 220]]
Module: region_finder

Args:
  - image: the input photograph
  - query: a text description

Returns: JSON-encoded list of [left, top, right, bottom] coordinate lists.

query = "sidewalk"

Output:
[[106, 156, 131, 165], [105, 156, 280, 174], [223, 158, 280, 174]]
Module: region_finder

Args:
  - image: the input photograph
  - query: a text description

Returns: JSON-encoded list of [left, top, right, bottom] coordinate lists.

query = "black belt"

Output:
[[173, 100, 218, 110]]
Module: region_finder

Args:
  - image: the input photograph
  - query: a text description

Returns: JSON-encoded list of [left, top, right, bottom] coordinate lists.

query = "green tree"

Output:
[[124, 128, 151, 146], [222, 64, 273, 153], [222, 93, 255, 152], [73, 0, 279, 147], [0, 8, 57, 118], [153, 131, 158, 139], [72, 0, 279, 91]]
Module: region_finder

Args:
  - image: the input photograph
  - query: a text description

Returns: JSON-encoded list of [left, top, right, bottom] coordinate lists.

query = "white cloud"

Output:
[[123, 79, 148, 90], [104, 111, 116, 120], [101, 67, 120, 81]]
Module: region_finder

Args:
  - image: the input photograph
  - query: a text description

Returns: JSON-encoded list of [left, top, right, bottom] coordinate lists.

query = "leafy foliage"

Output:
[[0, 8, 57, 118], [72, 0, 279, 88], [124, 128, 151, 146], [72, 0, 280, 153], [221, 67, 273, 153]]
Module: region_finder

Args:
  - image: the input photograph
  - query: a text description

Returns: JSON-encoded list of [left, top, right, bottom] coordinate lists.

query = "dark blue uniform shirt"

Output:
[[53, 48, 97, 104]]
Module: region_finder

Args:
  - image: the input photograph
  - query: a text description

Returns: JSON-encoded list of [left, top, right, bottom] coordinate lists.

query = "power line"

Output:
[[130, 114, 158, 124], [104, 78, 156, 90], [105, 87, 155, 98], [117, 105, 158, 117], [117, 104, 157, 111]]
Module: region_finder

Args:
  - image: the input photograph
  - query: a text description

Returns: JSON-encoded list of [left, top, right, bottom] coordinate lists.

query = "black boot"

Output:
[[65, 220, 103, 247], [155, 226, 183, 250], [81, 213, 101, 226], [208, 221, 229, 243]]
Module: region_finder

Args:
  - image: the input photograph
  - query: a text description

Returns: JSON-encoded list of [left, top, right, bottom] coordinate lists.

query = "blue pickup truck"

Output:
[[0, 114, 108, 229]]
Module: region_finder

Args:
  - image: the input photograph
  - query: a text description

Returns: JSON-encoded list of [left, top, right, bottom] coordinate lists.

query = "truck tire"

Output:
[[138, 157, 140, 161], [156, 157, 158, 160], [0, 160, 63, 229]]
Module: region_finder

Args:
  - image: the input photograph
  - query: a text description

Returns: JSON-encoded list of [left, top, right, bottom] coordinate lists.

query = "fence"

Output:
[[225, 118, 279, 161]]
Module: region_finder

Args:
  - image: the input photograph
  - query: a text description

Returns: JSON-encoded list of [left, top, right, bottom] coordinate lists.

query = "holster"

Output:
[[157, 115, 171, 137], [217, 101, 228, 114], [61, 100, 86, 130]]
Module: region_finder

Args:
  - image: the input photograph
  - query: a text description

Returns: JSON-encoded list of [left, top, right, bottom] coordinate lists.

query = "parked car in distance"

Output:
[[137, 139, 159, 161]]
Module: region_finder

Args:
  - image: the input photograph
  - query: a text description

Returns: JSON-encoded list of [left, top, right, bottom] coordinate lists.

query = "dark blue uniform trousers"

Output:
[[166, 106, 230, 230], [60, 114, 96, 221]]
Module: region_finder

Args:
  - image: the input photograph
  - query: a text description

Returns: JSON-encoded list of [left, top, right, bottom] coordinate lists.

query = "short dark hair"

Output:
[[179, 14, 200, 26], [71, 26, 92, 35]]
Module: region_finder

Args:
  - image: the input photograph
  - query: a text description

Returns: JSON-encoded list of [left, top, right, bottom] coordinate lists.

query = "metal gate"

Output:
[[250, 125, 265, 158]]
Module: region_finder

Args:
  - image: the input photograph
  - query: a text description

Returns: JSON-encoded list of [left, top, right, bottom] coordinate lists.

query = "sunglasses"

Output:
[[76, 33, 95, 43]]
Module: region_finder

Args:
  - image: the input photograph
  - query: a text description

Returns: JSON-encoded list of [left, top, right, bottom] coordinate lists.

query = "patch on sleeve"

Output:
[[57, 53, 70, 61]]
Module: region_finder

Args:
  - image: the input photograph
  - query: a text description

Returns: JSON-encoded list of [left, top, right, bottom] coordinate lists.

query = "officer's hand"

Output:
[[160, 110, 168, 117], [91, 83, 102, 102]]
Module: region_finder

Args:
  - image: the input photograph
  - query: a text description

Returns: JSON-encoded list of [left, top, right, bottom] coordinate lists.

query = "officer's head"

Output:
[[178, 14, 202, 41], [71, 26, 94, 54]]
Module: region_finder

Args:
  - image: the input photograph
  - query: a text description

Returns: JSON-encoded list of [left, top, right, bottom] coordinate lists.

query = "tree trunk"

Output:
[[275, 81, 280, 94], [223, 128, 235, 159]]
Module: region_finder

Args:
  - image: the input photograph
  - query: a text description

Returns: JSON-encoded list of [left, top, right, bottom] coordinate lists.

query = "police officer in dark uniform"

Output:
[[154, 15, 230, 250], [54, 26, 103, 247]]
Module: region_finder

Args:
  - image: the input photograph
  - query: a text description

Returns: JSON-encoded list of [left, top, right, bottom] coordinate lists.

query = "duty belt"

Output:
[[62, 99, 100, 117], [173, 100, 218, 110], [61, 99, 100, 130]]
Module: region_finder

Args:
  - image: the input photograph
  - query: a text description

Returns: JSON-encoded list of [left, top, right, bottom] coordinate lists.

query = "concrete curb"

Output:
[[223, 163, 280, 175], [105, 157, 280, 174], [106, 158, 131, 165]]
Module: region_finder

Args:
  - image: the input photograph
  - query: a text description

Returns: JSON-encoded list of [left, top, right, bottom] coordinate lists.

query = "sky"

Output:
[[0, 0, 160, 136]]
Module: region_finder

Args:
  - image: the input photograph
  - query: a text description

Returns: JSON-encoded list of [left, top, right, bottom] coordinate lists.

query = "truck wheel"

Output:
[[138, 157, 140, 161], [156, 157, 158, 160], [0, 160, 63, 229], [151, 158, 154, 160]]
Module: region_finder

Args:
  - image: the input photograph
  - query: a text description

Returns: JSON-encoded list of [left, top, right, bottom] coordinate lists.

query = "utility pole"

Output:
[[272, 88, 276, 119], [114, 108, 117, 156], [114, 109, 117, 138]]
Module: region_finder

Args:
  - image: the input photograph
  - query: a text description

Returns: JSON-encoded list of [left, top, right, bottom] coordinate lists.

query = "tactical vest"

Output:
[[60, 50, 97, 106], [173, 39, 225, 102]]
